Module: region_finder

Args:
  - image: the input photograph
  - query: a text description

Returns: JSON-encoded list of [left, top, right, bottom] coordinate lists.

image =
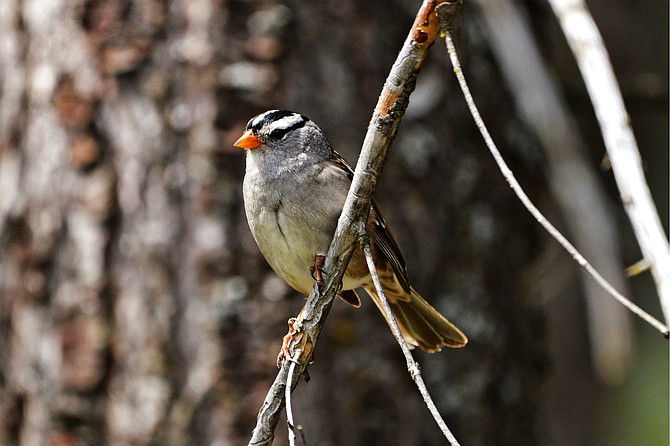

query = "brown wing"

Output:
[[328, 150, 355, 180], [368, 204, 411, 294], [329, 151, 411, 294]]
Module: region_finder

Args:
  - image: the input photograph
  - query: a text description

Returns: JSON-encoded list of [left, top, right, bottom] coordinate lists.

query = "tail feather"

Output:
[[364, 285, 467, 351]]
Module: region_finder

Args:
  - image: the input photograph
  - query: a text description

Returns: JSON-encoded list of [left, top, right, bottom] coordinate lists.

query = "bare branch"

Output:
[[472, 0, 633, 383], [547, 0, 670, 328], [358, 225, 461, 446], [285, 354, 299, 446], [436, 4, 669, 337], [247, 2, 445, 444]]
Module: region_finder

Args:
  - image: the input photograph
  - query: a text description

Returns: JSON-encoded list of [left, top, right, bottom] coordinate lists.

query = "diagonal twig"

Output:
[[472, 0, 634, 383], [547, 0, 670, 327], [436, 3, 669, 337], [285, 354, 301, 446], [358, 225, 461, 446], [247, 2, 447, 444]]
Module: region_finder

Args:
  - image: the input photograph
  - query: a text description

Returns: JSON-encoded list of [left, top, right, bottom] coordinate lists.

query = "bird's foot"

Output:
[[277, 317, 300, 367], [309, 254, 326, 286], [276, 316, 314, 378]]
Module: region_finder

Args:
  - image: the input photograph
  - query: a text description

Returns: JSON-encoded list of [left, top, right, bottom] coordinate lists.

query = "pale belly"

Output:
[[249, 204, 369, 296], [244, 154, 369, 295]]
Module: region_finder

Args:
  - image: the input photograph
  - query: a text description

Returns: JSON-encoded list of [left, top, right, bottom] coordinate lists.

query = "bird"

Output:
[[234, 109, 467, 354]]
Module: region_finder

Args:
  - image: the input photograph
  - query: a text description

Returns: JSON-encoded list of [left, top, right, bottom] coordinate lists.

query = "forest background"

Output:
[[0, 1, 667, 445]]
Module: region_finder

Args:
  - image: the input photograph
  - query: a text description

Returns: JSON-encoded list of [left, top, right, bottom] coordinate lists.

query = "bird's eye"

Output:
[[268, 128, 289, 140]]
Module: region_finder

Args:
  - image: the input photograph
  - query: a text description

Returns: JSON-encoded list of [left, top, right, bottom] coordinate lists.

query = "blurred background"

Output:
[[0, 1, 667, 445]]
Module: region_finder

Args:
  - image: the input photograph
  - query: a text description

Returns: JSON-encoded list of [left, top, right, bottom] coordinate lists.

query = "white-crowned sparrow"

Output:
[[235, 110, 467, 352]]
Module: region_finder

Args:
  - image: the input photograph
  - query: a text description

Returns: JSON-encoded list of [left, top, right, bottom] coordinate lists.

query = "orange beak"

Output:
[[233, 130, 261, 149]]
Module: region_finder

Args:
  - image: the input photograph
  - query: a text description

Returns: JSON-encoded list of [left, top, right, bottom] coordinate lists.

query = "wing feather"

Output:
[[329, 151, 411, 294]]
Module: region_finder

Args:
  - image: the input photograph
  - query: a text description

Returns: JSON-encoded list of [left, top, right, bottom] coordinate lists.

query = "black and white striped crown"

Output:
[[246, 110, 310, 140]]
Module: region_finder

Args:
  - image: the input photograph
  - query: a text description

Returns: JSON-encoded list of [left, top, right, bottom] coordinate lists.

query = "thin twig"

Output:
[[436, 4, 669, 337], [547, 0, 670, 327], [472, 0, 634, 383], [358, 225, 461, 446], [285, 354, 299, 446], [247, 2, 446, 444]]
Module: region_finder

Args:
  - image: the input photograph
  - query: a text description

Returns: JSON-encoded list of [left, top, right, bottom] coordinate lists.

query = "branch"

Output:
[[436, 4, 669, 337], [437, 5, 668, 337], [547, 0, 670, 328], [285, 354, 301, 446], [247, 2, 446, 444], [472, 0, 634, 383], [358, 226, 461, 446]]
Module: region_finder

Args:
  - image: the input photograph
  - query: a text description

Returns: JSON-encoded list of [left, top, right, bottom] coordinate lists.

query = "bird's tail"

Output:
[[363, 285, 467, 352]]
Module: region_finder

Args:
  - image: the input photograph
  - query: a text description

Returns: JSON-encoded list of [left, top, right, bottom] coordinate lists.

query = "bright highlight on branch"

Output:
[[548, 0, 670, 327], [436, 3, 669, 337]]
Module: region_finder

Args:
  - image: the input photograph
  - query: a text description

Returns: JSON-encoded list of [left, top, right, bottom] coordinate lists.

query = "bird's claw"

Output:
[[277, 317, 300, 367], [309, 254, 326, 286]]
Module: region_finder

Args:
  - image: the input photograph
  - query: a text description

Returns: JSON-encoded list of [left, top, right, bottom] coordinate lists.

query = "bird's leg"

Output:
[[309, 254, 326, 286], [277, 253, 325, 367]]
